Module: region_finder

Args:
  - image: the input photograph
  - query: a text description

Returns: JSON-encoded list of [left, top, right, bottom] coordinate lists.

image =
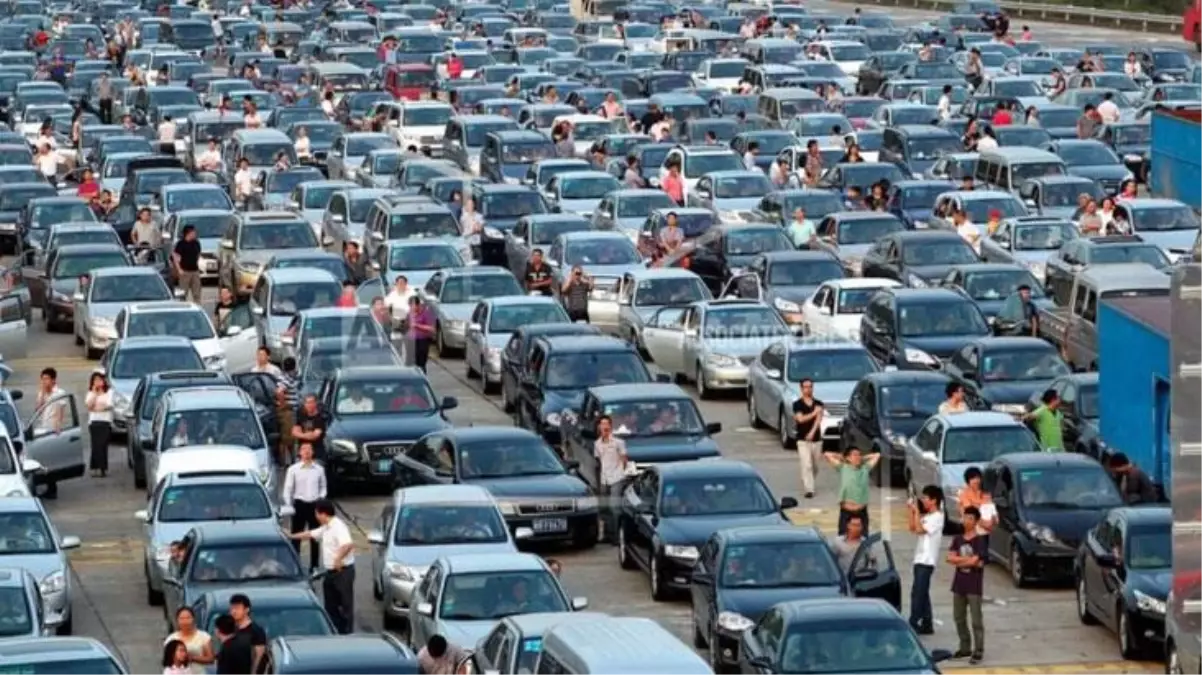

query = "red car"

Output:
[[385, 64, 435, 101]]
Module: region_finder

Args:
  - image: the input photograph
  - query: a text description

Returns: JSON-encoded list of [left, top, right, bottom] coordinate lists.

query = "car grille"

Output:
[[363, 442, 413, 461], [517, 500, 574, 515], [824, 402, 848, 417], [738, 355, 756, 365]]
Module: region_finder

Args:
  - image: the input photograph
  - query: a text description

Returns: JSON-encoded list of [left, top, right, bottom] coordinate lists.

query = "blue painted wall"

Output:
[[1150, 109, 1201, 211], [1098, 300, 1172, 492]]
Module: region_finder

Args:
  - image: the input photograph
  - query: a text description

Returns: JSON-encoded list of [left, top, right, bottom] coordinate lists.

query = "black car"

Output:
[[841, 370, 969, 487], [936, 263, 1052, 321], [661, 223, 793, 298], [720, 250, 847, 328], [856, 51, 918, 96], [860, 287, 992, 370], [983, 452, 1124, 587], [617, 460, 797, 601], [942, 337, 1071, 412], [499, 322, 601, 414], [738, 598, 952, 674], [692, 527, 902, 673], [514, 334, 658, 444], [192, 587, 335, 645], [560, 383, 722, 491], [861, 230, 981, 287], [1025, 373, 1102, 458], [319, 366, 458, 491], [392, 426, 598, 548], [264, 635, 420, 674]]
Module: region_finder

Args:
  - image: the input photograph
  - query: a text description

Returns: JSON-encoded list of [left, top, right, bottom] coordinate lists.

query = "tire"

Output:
[[501, 380, 514, 413], [1010, 545, 1027, 588], [373, 578, 383, 601], [146, 575, 164, 607], [692, 615, 707, 649], [617, 523, 636, 570], [481, 361, 498, 394], [134, 467, 146, 490], [649, 553, 669, 601], [696, 362, 713, 400], [55, 615, 72, 636], [1119, 607, 1142, 660], [1076, 577, 1097, 625], [779, 409, 795, 449], [747, 389, 764, 429], [464, 352, 478, 379]]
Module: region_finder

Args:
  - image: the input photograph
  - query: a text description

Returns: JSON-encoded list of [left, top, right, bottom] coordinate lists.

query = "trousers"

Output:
[[910, 564, 935, 629], [953, 593, 985, 654], [323, 565, 356, 634], [290, 500, 320, 570], [177, 271, 202, 304], [796, 440, 821, 494]]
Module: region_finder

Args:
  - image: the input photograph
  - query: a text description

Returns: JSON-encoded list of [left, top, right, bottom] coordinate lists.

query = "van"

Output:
[[973, 147, 1066, 195], [535, 616, 711, 674], [740, 37, 803, 65], [879, 125, 962, 178], [223, 129, 297, 191], [479, 129, 556, 184], [757, 87, 825, 124]]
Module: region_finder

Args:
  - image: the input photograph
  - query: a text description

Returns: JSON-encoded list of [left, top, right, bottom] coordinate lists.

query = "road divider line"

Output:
[[943, 661, 1159, 674]]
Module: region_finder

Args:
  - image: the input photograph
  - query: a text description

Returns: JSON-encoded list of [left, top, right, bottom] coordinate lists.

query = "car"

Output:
[[860, 287, 992, 370], [282, 306, 388, 364], [978, 217, 1079, 285], [73, 266, 178, 359], [541, 170, 621, 217], [747, 337, 881, 450], [393, 427, 596, 546], [408, 552, 585, 651], [192, 586, 335, 641], [0, 497, 81, 634], [470, 612, 605, 675], [810, 212, 908, 277], [217, 212, 322, 299], [114, 301, 229, 372], [498, 322, 601, 414], [25, 243, 131, 332], [372, 240, 468, 292], [615, 267, 712, 351], [616, 460, 797, 600], [691, 526, 903, 671], [264, 635, 421, 674], [260, 250, 355, 286], [984, 452, 1125, 587], [737, 598, 952, 674], [250, 268, 344, 361], [297, 336, 403, 398], [1075, 505, 1171, 659], [137, 469, 290, 606], [660, 223, 793, 299], [157, 209, 238, 282], [1111, 198, 1200, 262], [503, 214, 592, 282], [1025, 373, 1102, 459], [1045, 139, 1132, 195], [861, 230, 982, 287], [161, 522, 322, 632], [944, 336, 1070, 411], [290, 180, 358, 231], [798, 278, 903, 340], [0, 637, 126, 673], [464, 296, 571, 392], [98, 336, 207, 419], [1043, 235, 1171, 305], [936, 263, 1052, 321], [590, 188, 677, 236], [418, 266, 524, 357], [0, 567, 50, 637]]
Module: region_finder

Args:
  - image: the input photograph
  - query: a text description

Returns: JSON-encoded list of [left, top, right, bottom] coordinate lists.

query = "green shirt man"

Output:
[[1028, 404, 1064, 451]]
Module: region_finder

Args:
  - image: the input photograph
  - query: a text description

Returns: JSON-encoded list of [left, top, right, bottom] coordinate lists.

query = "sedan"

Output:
[[464, 297, 570, 392], [1047, 140, 1133, 195], [0, 497, 81, 634], [687, 170, 773, 224], [800, 278, 903, 341]]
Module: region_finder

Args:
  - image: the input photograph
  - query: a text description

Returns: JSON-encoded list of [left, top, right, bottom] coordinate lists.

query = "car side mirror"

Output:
[[765, 368, 782, 380], [331, 213, 345, 225], [853, 566, 878, 581], [220, 239, 234, 250], [441, 396, 458, 410], [818, 305, 831, 315], [371, 231, 384, 242], [367, 528, 386, 545], [278, 505, 295, 518], [251, 305, 264, 316], [72, 292, 84, 302], [134, 509, 149, 522], [225, 325, 243, 337], [280, 334, 294, 346], [416, 602, 434, 617], [20, 458, 43, 475], [705, 421, 722, 434], [59, 535, 81, 550], [921, 450, 937, 461], [468, 322, 482, 333], [1024, 198, 1036, 207], [514, 526, 534, 540], [780, 496, 799, 510], [684, 328, 698, 338], [570, 597, 589, 610], [172, 288, 186, 300]]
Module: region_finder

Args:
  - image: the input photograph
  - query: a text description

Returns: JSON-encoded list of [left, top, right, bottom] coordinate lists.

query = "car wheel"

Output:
[[709, 626, 731, 674], [1076, 577, 1097, 625], [464, 352, 477, 379], [1010, 545, 1027, 588], [692, 614, 707, 649], [696, 362, 713, 400], [779, 409, 795, 450], [1167, 642, 1182, 674], [373, 577, 383, 601], [382, 610, 407, 636], [650, 552, 668, 601], [55, 614, 72, 636], [134, 466, 146, 490], [481, 361, 497, 394], [617, 523, 636, 570], [146, 566, 164, 606], [1119, 607, 1142, 660], [436, 325, 446, 355], [747, 389, 764, 428]]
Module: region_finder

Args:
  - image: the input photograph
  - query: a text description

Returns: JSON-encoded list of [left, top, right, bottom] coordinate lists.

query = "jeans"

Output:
[[568, 308, 590, 323], [323, 565, 356, 634], [411, 338, 431, 372], [599, 482, 618, 542], [953, 593, 984, 655], [910, 564, 934, 629], [837, 506, 869, 536]]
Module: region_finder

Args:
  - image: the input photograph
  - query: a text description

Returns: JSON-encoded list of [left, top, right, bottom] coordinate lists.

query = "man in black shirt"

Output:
[[292, 394, 328, 460], [172, 225, 203, 304], [221, 594, 268, 674], [792, 379, 825, 499], [639, 103, 665, 137], [214, 614, 239, 674], [524, 249, 553, 296], [214, 286, 237, 334]]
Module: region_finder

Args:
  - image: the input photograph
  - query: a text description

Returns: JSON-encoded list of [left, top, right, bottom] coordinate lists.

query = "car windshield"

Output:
[[1059, 144, 1120, 166], [270, 257, 348, 282], [389, 244, 462, 270], [981, 348, 1069, 381], [403, 107, 452, 127], [564, 239, 639, 265], [714, 175, 772, 199], [166, 189, 231, 212], [1017, 467, 1123, 509], [0, 513, 55, 555], [394, 504, 509, 545], [838, 287, 889, 314], [481, 191, 547, 218], [530, 220, 588, 246], [323, 73, 368, 90], [241, 143, 295, 165], [768, 261, 844, 286], [34, 204, 95, 225], [569, 121, 611, 142], [439, 571, 566, 620], [465, 122, 518, 147], [54, 252, 128, 279], [163, 408, 265, 447], [992, 79, 1042, 97], [902, 240, 979, 265], [720, 542, 841, 588], [388, 213, 460, 239], [189, 543, 302, 582], [684, 152, 741, 178], [1132, 205, 1199, 232], [725, 229, 791, 255], [633, 277, 708, 306], [899, 301, 988, 337], [780, 624, 930, 674], [661, 475, 777, 517], [345, 136, 395, 156], [0, 188, 54, 210], [1038, 109, 1079, 129], [787, 350, 877, 382], [305, 348, 397, 381], [1127, 526, 1171, 570], [961, 270, 1043, 300], [601, 398, 705, 437], [193, 122, 244, 143], [127, 310, 215, 340], [272, 282, 341, 315], [1091, 245, 1170, 267], [617, 193, 675, 217], [0, 586, 32, 637], [370, 154, 402, 174], [265, 170, 320, 195], [560, 176, 620, 200], [879, 383, 946, 418], [1005, 159, 1064, 182], [490, 304, 567, 333], [896, 185, 950, 211], [838, 217, 906, 245], [543, 351, 647, 389], [906, 136, 960, 160], [963, 197, 1028, 223], [335, 380, 435, 414], [181, 214, 237, 238], [501, 142, 557, 163], [1113, 125, 1150, 145], [458, 437, 564, 478], [1153, 50, 1193, 70], [440, 274, 523, 303], [302, 186, 341, 210], [238, 222, 319, 250], [709, 61, 746, 78], [89, 274, 167, 302], [157, 484, 272, 522], [782, 192, 843, 220], [1077, 384, 1099, 418], [295, 124, 342, 145], [0, 659, 123, 674], [1039, 182, 1100, 207], [703, 306, 790, 338]]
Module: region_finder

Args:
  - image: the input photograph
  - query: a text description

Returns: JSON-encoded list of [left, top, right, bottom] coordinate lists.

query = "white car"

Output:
[[391, 101, 455, 156], [692, 58, 750, 93], [809, 39, 872, 77], [550, 114, 615, 157], [0, 425, 41, 498], [114, 301, 229, 372], [801, 277, 903, 341], [148, 446, 264, 495]]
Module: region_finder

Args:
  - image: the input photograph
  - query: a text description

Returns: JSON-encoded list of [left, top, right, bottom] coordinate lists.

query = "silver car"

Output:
[[546, 231, 644, 328], [17, 390, 86, 490], [615, 268, 711, 353], [408, 552, 585, 651], [98, 336, 207, 433], [978, 217, 1078, 285], [904, 411, 1041, 528], [288, 180, 358, 235], [320, 188, 391, 255], [686, 170, 774, 224], [540, 171, 621, 219], [327, 132, 398, 182], [0, 568, 51, 637], [420, 267, 524, 356], [642, 299, 792, 399], [371, 240, 469, 291], [464, 296, 571, 392], [747, 337, 881, 449], [74, 267, 177, 360], [503, 214, 592, 282], [367, 485, 525, 632], [160, 209, 238, 281], [590, 189, 678, 240], [0, 497, 82, 634], [249, 268, 342, 362]]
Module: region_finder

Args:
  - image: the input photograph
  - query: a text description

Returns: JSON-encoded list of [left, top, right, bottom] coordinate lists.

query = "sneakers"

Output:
[[952, 649, 973, 659], [804, 492, 814, 499], [969, 653, 984, 665]]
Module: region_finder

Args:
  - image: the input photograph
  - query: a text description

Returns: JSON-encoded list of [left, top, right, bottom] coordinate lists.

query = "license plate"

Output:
[[533, 518, 567, 533], [374, 459, 392, 474], [203, 260, 217, 272]]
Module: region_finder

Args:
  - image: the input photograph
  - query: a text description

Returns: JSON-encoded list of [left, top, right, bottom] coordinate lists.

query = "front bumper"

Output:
[[820, 415, 844, 440], [384, 574, 423, 617], [503, 511, 597, 543], [330, 455, 397, 485], [43, 589, 69, 627], [1022, 543, 1076, 580], [46, 300, 74, 322], [1128, 609, 1166, 644], [701, 363, 749, 389], [587, 299, 620, 326], [441, 323, 468, 349], [711, 628, 743, 668], [86, 326, 117, 352], [660, 552, 697, 590], [483, 354, 503, 383], [200, 255, 219, 279]]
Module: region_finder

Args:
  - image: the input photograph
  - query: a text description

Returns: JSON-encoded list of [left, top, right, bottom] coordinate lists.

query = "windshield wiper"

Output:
[[638, 429, 698, 437], [1029, 501, 1093, 510], [441, 613, 486, 620]]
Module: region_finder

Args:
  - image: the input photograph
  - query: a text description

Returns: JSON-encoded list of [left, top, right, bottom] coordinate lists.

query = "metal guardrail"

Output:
[[826, 0, 1183, 35]]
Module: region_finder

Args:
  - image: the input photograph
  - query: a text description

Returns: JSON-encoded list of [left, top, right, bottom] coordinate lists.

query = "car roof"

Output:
[[164, 470, 261, 488], [262, 268, 340, 284], [760, 249, 841, 264], [539, 334, 632, 353], [0, 637, 117, 664], [775, 597, 903, 623], [887, 287, 972, 303], [1114, 505, 1172, 526], [442, 552, 547, 574], [115, 335, 196, 350], [483, 295, 562, 309], [718, 525, 825, 545], [995, 451, 1102, 469], [126, 301, 203, 314], [784, 336, 871, 354], [274, 635, 415, 667], [90, 266, 159, 279], [394, 484, 498, 507], [938, 411, 1025, 428], [163, 386, 253, 410], [444, 426, 545, 444], [656, 458, 759, 479], [191, 521, 290, 545]]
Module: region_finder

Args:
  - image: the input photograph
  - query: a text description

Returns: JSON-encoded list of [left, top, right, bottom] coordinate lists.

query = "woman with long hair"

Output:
[[164, 607, 214, 673], [84, 372, 113, 477], [162, 639, 191, 675]]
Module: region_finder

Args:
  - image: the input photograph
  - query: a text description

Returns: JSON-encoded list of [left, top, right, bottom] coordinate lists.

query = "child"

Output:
[[163, 639, 191, 675]]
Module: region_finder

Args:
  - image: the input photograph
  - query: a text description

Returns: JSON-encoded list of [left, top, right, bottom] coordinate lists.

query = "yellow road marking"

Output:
[[68, 538, 142, 566], [943, 661, 1159, 674]]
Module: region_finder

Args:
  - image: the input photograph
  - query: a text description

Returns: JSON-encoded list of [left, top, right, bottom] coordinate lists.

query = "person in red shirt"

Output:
[[990, 102, 1012, 126], [33, 30, 49, 48], [447, 52, 464, 79], [335, 282, 357, 308], [661, 162, 684, 205], [77, 168, 100, 201]]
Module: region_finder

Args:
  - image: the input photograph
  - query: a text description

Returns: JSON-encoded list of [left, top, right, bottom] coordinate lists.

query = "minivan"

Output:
[[973, 147, 1066, 195], [479, 130, 557, 185], [757, 87, 826, 125], [879, 125, 962, 178]]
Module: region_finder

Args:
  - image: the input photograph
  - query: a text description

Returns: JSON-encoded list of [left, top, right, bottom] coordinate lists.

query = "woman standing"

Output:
[[84, 372, 113, 477], [408, 296, 436, 371], [957, 467, 997, 543], [164, 607, 214, 674]]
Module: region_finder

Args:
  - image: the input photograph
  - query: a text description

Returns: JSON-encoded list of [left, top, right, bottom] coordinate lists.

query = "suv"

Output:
[[361, 197, 465, 264], [860, 287, 991, 370], [216, 211, 321, 298], [222, 129, 297, 198], [479, 129, 556, 185], [443, 114, 521, 176]]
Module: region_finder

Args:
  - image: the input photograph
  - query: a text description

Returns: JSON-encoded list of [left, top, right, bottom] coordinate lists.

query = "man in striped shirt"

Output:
[[275, 357, 300, 465]]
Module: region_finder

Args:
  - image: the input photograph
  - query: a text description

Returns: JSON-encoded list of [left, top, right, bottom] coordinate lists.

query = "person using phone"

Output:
[[561, 265, 593, 323]]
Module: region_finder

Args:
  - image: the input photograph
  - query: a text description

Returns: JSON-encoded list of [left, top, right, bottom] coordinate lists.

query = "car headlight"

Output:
[[503, 176, 521, 185], [448, 319, 467, 331], [887, 431, 907, 446], [469, 156, 481, 174], [575, 496, 597, 511], [385, 561, 413, 580], [544, 412, 561, 427], [1134, 589, 1166, 615], [204, 354, 227, 369], [112, 392, 132, 416], [483, 226, 504, 239], [237, 261, 261, 274], [773, 297, 801, 313], [1024, 521, 1060, 545], [258, 465, 271, 484], [1025, 261, 1046, 283], [154, 544, 172, 563], [39, 570, 65, 595], [664, 544, 699, 561], [331, 439, 358, 455], [346, 167, 358, 179], [707, 353, 740, 367], [903, 347, 938, 366], [1123, 153, 1142, 163], [90, 316, 114, 328], [991, 403, 1025, 414], [498, 500, 518, 515], [717, 611, 754, 632], [907, 273, 928, 288]]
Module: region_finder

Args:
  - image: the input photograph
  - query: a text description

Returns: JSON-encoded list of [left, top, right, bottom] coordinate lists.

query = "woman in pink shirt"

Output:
[[662, 163, 684, 205], [601, 93, 622, 119], [407, 296, 436, 372]]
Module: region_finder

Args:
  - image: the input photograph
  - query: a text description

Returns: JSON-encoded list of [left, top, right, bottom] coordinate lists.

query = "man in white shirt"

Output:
[[939, 382, 970, 415], [321, 92, 336, 119], [282, 442, 326, 570], [743, 142, 759, 171], [1097, 92, 1121, 124], [286, 500, 355, 634], [36, 146, 57, 180], [907, 486, 945, 635], [937, 84, 953, 121], [337, 387, 375, 414], [384, 276, 415, 327], [198, 139, 222, 172], [594, 415, 629, 544], [234, 158, 254, 204], [251, 346, 282, 377], [294, 127, 311, 160], [954, 209, 982, 254], [157, 115, 177, 153], [975, 129, 999, 151]]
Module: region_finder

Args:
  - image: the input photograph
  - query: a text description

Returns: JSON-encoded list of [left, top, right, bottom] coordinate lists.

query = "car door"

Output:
[[641, 305, 689, 375], [218, 303, 259, 372], [631, 470, 660, 564], [506, 219, 530, 277], [369, 504, 395, 594], [465, 303, 487, 367], [802, 284, 834, 337], [410, 563, 442, 646], [1057, 379, 1082, 450], [690, 538, 720, 638], [908, 418, 942, 493], [756, 342, 787, 425], [23, 392, 84, 483], [988, 465, 1017, 561], [0, 295, 26, 359], [680, 306, 706, 372], [1080, 515, 1112, 620], [1098, 515, 1127, 630], [328, 136, 346, 179], [847, 532, 903, 610]]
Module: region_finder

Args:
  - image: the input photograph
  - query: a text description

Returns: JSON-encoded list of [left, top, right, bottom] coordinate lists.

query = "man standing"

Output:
[[1108, 453, 1159, 505], [661, 162, 684, 205], [214, 287, 237, 334], [292, 395, 328, 460], [908, 485, 945, 635], [282, 442, 326, 571], [830, 512, 866, 572], [792, 379, 824, 499], [594, 415, 629, 545], [384, 276, 415, 335], [97, 73, 114, 124], [251, 346, 281, 377], [785, 208, 816, 249], [947, 506, 987, 664], [524, 249, 553, 296], [344, 241, 369, 284], [742, 141, 759, 171], [939, 382, 969, 415], [130, 207, 159, 248], [561, 265, 592, 323], [953, 209, 981, 254], [286, 500, 356, 634], [212, 615, 239, 674], [997, 284, 1040, 336], [34, 368, 66, 499], [223, 595, 268, 674], [803, 140, 823, 186], [276, 358, 299, 464], [172, 225, 203, 304], [1097, 91, 1121, 124], [1021, 389, 1064, 451], [823, 447, 880, 535]]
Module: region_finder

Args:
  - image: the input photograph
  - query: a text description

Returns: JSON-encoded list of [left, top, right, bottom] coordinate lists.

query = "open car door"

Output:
[[640, 306, 689, 374], [23, 393, 85, 490], [0, 294, 27, 360], [847, 532, 903, 611]]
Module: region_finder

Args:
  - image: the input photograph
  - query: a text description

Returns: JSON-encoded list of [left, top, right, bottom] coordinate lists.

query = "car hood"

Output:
[[1044, 126, 1077, 140], [261, 193, 292, 209], [713, 197, 761, 215], [436, 619, 498, 647], [1114, 144, 1149, 161], [151, 517, 279, 549], [236, 250, 278, 267], [465, 473, 589, 499], [439, 304, 475, 322], [301, 209, 325, 225], [719, 584, 844, 621], [980, 379, 1057, 406], [386, 541, 516, 567], [1136, 230, 1198, 258], [907, 263, 959, 282], [614, 434, 721, 464], [578, 263, 643, 282], [1127, 568, 1172, 599], [704, 337, 774, 358], [50, 278, 81, 297], [267, 314, 291, 337], [1035, 205, 1079, 220], [107, 378, 140, 402], [384, 269, 439, 288], [657, 513, 788, 547], [556, 197, 602, 217], [765, 286, 820, 305], [330, 413, 451, 443], [83, 302, 127, 320], [901, 335, 984, 360], [1026, 505, 1110, 545], [0, 552, 63, 580], [975, 295, 1054, 319], [541, 389, 586, 415], [183, 578, 312, 604]]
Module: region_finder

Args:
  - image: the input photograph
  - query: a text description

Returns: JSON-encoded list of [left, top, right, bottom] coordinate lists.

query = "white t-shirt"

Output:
[[198, 149, 221, 170], [913, 511, 944, 566], [311, 517, 355, 568], [244, 112, 262, 128], [157, 121, 177, 142], [295, 137, 311, 158], [385, 288, 415, 321], [85, 391, 113, 424], [321, 100, 335, 118], [37, 153, 57, 178], [594, 436, 628, 487], [938, 400, 968, 415], [937, 95, 951, 120], [975, 135, 999, 151], [234, 169, 254, 198], [1097, 100, 1121, 124], [957, 221, 982, 253], [1123, 61, 1142, 77]]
